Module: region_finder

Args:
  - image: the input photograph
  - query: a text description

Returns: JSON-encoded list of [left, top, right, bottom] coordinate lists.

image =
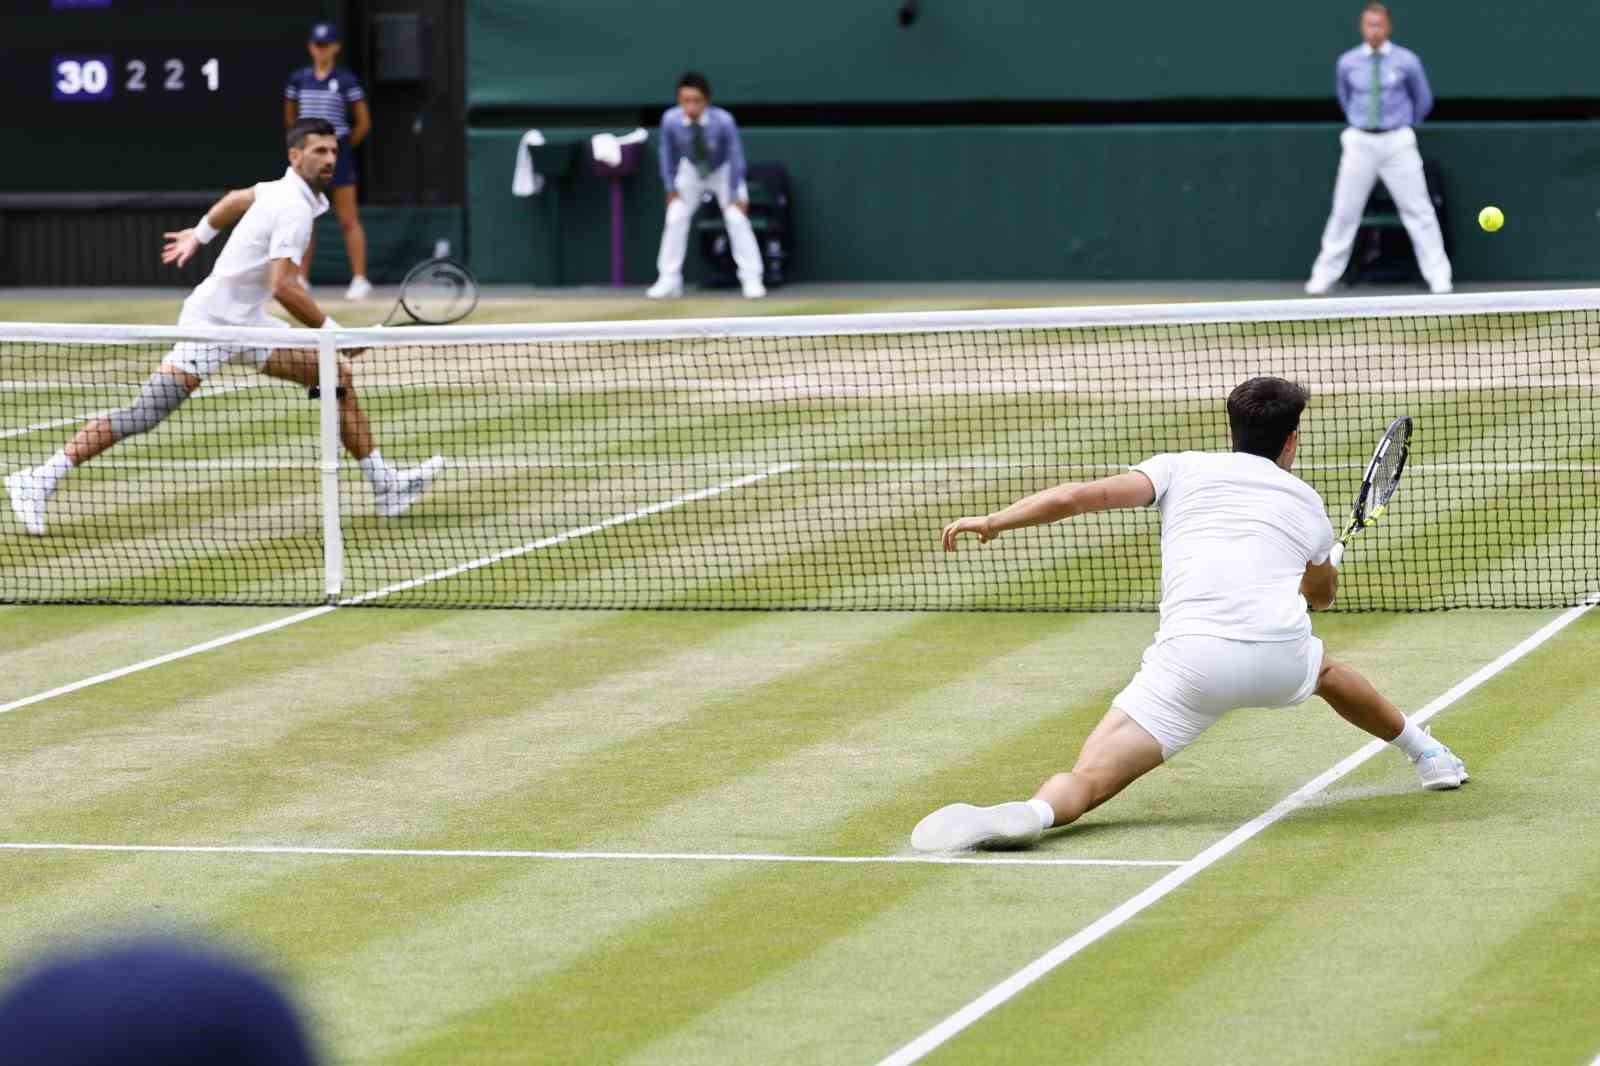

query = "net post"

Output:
[[317, 331, 344, 599]]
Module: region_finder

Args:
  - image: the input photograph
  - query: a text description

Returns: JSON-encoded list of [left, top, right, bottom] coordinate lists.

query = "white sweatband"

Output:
[[320, 316, 341, 330], [194, 215, 220, 245]]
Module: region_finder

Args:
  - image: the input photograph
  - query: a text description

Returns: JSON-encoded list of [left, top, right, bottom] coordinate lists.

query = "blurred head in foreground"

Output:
[[0, 937, 317, 1066]]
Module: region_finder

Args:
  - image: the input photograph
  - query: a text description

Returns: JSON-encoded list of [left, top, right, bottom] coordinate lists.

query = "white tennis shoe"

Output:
[[375, 455, 445, 518], [5, 469, 48, 535], [741, 279, 767, 299], [911, 801, 1043, 852], [344, 276, 373, 301], [1413, 742, 1468, 790], [646, 278, 683, 299]]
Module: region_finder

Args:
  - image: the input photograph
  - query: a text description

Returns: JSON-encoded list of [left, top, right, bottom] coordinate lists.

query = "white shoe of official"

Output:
[[645, 278, 683, 299], [1304, 279, 1333, 296], [1429, 281, 1453, 295], [5, 469, 48, 536], [344, 276, 373, 301], [375, 455, 445, 518], [911, 801, 1043, 852], [741, 279, 767, 299], [1414, 742, 1468, 790]]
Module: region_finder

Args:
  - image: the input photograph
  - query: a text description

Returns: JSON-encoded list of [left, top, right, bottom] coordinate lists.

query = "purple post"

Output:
[[590, 141, 643, 288], [610, 177, 626, 287]]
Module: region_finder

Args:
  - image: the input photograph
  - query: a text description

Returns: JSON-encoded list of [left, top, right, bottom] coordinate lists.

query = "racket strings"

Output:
[[401, 262, 479, 324]]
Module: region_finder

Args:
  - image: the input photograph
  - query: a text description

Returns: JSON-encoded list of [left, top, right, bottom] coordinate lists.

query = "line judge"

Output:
[[1305, 3, 1452, 296]]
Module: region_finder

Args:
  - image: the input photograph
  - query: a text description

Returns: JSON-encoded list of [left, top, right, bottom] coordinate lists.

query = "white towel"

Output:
[[590, 133, 622, 168], [589, 127, 651, 168], [511, 129, 546, 197]]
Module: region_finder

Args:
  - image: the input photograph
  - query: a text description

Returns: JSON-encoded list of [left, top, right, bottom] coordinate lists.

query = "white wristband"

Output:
[[193, 215, 220, 245], [320, 316, 341, 330]]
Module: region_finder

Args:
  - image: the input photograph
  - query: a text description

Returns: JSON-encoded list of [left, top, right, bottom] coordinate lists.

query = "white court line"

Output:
[[0, 409, 114, 441], [0, 842, 1182, 868], [877, 596, 1599, 1066], [0, 607, 335, 719], [336, 463, 794, 604], [0, 464, 794, 718], [0, 382, 262, 440]]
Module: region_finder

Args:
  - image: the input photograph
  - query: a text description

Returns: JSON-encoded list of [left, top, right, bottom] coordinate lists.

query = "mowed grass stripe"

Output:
[[0, 612, 900, 951], [0, 614, 1106, 1059], [271, 616, 1137, 1062], [362, 613, 1437, 1063], [922, 612, 1600, 1066]]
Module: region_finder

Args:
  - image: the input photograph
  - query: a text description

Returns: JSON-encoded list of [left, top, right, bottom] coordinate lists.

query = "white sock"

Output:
[[36, 450, 73, 495], [1026, 798, 1056, 831], [359, 450, 395, 489], [1391, 718, 1431, 760]]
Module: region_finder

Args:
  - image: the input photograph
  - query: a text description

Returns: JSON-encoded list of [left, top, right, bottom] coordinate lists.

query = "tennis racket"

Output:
[[308, 258, 480, 398], [1329, 415, 1412, 566], [379, 257, 480, 327]]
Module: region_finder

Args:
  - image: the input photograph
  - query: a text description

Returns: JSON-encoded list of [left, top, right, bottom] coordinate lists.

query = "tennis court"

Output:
[[2, 288, 1599, 1065]]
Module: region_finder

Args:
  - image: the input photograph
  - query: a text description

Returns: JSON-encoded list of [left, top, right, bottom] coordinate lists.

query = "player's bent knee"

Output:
[[665, 200, 693, 225], [105, 372, 191, 441]]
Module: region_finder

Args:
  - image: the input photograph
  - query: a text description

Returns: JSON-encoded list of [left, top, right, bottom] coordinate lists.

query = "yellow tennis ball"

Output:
[[1478, 206, 1504, 232]]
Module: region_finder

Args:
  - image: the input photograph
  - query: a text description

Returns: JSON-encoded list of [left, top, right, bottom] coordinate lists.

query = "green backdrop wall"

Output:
[[467, 122, 1600, 285], [468, 0, 1600, 108]]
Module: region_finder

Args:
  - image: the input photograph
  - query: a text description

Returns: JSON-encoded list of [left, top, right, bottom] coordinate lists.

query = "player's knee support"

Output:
[[106, 373, 190, 441]]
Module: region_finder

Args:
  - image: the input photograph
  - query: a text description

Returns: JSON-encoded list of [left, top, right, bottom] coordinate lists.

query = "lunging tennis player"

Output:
[[5, 119, 442, 537], [915, 377, 1467, 851]]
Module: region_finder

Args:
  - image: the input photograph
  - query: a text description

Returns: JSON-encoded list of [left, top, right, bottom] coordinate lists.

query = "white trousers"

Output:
[[655, 159, 764, 287], [1307, 127, 1452, 292]]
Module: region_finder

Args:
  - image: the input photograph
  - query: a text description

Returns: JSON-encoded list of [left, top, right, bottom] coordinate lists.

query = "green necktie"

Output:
[[691, 121, 710, 179], [1367, 51, 1382, 129]]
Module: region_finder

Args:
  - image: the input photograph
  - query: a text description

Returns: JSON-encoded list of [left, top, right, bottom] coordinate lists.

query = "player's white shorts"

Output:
[[161, 305, 280, 379], [1113, 633, 1324, 758]]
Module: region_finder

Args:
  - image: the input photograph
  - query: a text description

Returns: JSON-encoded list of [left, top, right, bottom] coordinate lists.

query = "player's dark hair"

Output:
[[677, 71, 712, 99], [1361, 2, 1390, 18], [1227, 377, 1309, 459], [286, 118, 337, 150]]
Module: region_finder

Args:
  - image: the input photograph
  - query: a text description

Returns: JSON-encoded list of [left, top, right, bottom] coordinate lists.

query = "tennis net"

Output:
[[2, 290, 1596, 610]]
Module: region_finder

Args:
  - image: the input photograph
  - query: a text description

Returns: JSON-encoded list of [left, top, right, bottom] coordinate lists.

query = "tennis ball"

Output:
[[1478, 206, 1504, 232]]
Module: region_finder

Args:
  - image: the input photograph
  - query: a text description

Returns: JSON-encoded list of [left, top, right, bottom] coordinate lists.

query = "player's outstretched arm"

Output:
[[162, 187, 258, 267], [942, 471, 1154, 551]]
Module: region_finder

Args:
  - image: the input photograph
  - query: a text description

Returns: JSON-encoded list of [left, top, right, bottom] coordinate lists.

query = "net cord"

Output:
[[2, 288, 1598, 348]]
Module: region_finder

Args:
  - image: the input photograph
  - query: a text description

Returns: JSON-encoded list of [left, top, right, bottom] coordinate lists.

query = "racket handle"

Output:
[[1330, 542, 1345, 568]]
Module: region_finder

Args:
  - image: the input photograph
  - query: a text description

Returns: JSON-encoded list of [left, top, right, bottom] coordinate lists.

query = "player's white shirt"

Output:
[[1133, 451, 1336, 643], [183, 167, 329, 323]]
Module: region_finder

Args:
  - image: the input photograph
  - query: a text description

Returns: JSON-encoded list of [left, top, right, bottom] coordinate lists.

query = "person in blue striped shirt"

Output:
[[284, 22, 373, 301], [646, 72, 766, 299], [1305, 3, 1451, 295]]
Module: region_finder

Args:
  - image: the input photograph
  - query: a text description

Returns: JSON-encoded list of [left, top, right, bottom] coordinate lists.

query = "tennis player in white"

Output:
[[914, 377, 1468, 852], [5, 118, 442, 537]]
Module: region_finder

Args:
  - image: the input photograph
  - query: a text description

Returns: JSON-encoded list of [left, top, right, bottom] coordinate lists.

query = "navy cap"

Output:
[[0, 938, 317, 1066], [309, 22, 340, 44]]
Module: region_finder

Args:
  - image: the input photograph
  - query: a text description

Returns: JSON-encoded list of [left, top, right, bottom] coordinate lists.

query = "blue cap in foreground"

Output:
[[0, 938, 317, 1066]]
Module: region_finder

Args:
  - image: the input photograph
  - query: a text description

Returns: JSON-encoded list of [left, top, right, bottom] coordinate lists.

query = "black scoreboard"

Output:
[[9, 1, 331, 128]]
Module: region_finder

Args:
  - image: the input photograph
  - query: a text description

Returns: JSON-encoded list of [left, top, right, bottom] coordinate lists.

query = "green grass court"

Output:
[[2, 291, 1598, 1064]]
